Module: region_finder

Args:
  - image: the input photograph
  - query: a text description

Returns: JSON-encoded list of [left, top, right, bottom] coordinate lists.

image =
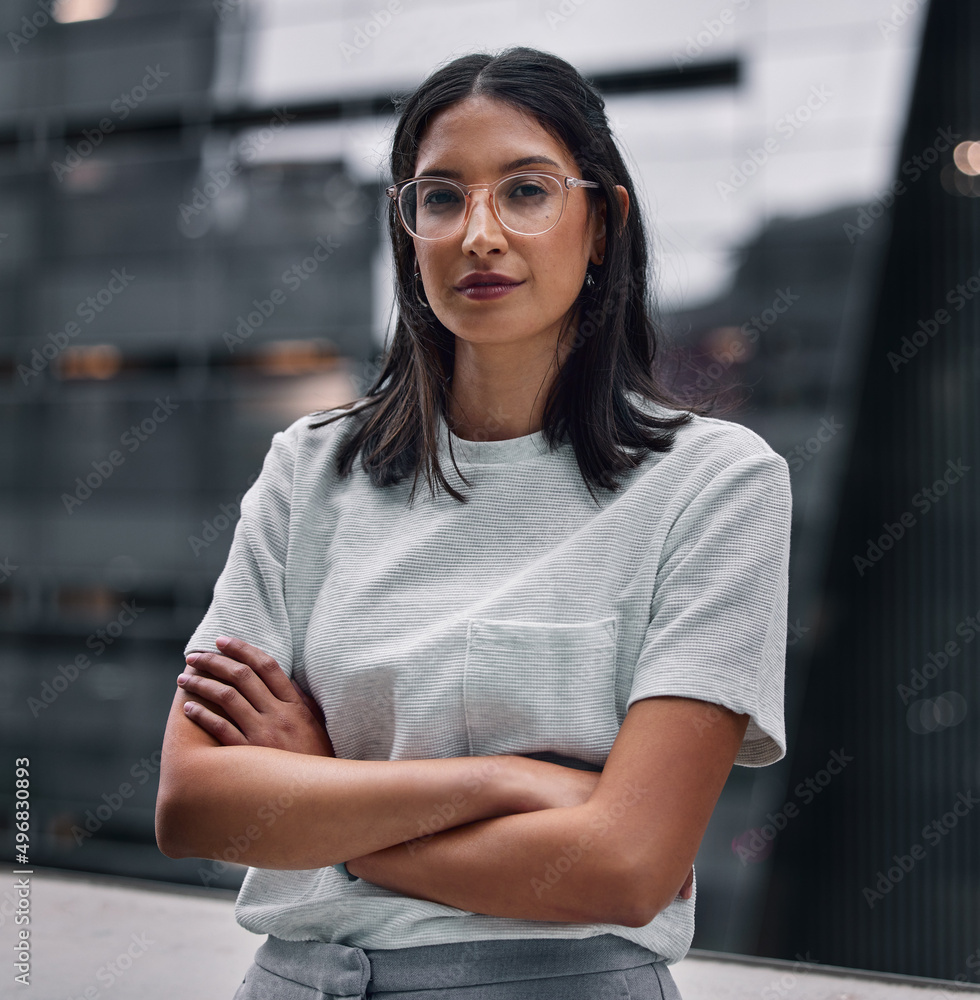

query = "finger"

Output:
[[213, 637, 298, 703], [182, 699, 249, 746], [178, 671, 261, 729], [183, 649, 283, 712]]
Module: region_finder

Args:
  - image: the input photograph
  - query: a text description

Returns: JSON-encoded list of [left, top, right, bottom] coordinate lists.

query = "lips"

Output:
[[455, 271, 522, 289]]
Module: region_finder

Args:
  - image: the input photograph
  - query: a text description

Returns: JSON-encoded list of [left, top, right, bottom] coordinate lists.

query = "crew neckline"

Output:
[[436, 410, 555, 465]]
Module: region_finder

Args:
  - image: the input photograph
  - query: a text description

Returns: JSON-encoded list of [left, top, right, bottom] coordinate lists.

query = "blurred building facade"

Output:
[[756, 0, 980, 978]]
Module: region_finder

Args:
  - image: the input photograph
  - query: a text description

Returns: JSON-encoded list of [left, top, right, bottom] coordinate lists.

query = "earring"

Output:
[[413, 270, 431, 310], [585, 255, 603, 291]]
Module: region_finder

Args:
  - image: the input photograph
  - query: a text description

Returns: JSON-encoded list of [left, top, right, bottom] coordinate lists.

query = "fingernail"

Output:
[[185, 653, 200, 664], [215, 636, 231, 648], [177, 673, 190, 685]]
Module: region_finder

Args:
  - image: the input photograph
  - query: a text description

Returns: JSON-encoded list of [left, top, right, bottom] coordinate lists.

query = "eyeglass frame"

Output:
[[385, 169, 602, 241]]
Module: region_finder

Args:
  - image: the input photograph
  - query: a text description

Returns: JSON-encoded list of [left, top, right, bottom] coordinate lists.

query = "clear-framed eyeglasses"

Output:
[[386, 170, 601, 241]]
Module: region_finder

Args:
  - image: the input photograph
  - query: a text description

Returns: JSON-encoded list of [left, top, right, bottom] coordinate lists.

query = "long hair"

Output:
[[309, 46, 729, 505]]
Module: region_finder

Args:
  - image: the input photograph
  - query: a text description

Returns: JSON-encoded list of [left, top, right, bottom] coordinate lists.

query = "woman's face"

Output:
[[410, 95, 605, 356]]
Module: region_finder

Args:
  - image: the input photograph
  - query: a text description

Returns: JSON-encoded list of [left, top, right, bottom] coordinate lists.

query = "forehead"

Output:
[[414, 95, 574, 176]]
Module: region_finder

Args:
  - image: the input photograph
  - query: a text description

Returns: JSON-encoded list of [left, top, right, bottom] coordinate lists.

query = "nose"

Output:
[[460, 190, 508, 256]]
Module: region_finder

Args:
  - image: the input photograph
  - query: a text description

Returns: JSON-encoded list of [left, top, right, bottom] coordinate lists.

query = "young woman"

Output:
[[156, 47, 793, 1000]]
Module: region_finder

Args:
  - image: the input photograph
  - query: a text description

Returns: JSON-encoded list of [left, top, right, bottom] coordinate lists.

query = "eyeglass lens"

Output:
[[399, 173, 564, 238]]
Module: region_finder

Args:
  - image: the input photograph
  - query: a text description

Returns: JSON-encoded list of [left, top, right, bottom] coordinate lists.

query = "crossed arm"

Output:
[[155, 636, 747, 927]]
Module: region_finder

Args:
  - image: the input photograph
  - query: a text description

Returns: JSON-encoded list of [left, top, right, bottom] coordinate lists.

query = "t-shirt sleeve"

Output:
[[626, 450, 793, 766], [183, 427, 296, 679]]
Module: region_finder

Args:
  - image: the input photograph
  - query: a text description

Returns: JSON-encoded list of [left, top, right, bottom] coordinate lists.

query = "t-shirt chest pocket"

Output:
[[462, 616, 620, 766]]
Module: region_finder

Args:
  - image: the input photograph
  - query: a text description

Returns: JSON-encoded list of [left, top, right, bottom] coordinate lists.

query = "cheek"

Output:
[[415, 247, 448, 300], [534, 239, 589, 302]]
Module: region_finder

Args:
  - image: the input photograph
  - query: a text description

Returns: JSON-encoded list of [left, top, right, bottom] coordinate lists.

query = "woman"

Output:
[[156, 46, 793, 999]]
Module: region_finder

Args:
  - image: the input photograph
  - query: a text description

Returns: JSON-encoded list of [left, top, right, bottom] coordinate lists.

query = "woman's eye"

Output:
[[507, 183, 546, 198], [422, 188, 460, 207]]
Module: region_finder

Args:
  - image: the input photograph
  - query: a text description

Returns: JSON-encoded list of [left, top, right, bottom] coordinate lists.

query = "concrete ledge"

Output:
[[6, 868, 979, 999]]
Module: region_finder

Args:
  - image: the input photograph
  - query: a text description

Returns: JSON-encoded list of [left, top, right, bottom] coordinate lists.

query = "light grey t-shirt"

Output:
[[183, 395, 793, 964]]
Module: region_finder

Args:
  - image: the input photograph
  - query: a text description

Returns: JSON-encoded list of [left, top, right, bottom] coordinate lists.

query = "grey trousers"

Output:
[[232, 933, 684, 999]]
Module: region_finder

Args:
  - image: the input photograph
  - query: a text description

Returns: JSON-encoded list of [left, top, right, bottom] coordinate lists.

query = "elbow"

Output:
[[154, 758, 208, 860], [598, 855, 675, 928], [587, 854, 656, 928], [610, 890, 669, 929], [155, 788, 194, 859], [626, 877, 692, 928], [611, 891, 659, 929]]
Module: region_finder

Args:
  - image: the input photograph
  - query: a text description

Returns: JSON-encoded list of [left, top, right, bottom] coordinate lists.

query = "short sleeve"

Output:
[[626, 451, 793, 766], [183, 428, 296, 679]]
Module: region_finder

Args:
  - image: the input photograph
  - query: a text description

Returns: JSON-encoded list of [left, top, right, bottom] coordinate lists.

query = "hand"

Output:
[[177, 636, 335, 757]]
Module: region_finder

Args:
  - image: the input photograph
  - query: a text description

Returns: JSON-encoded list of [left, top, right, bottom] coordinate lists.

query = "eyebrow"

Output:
[[416, 155, 565, 179]]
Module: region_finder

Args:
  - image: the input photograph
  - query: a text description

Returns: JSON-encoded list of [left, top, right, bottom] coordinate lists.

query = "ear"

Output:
[[590, 184, 630, 265]]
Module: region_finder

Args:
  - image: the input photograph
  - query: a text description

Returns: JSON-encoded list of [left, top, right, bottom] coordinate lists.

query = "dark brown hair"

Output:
[[309, 46, 726, 505]]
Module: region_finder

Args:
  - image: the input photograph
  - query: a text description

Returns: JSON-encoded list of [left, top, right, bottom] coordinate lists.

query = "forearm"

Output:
[[157, 745, 518, 870], [347, 798, 652, 927]]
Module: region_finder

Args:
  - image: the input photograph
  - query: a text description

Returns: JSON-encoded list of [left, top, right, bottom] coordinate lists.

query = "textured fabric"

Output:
[[184, 393, 793, 964], [232, 933, 683, 998]]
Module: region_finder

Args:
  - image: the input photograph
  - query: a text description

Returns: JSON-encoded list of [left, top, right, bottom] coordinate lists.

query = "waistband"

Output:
[[250, 933, 666, 996]]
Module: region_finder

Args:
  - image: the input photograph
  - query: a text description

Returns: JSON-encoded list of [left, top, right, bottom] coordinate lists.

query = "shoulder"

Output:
[[628, 392, 788, 483], [273, 403, 369, 465], [625, 393, 791, 519]]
